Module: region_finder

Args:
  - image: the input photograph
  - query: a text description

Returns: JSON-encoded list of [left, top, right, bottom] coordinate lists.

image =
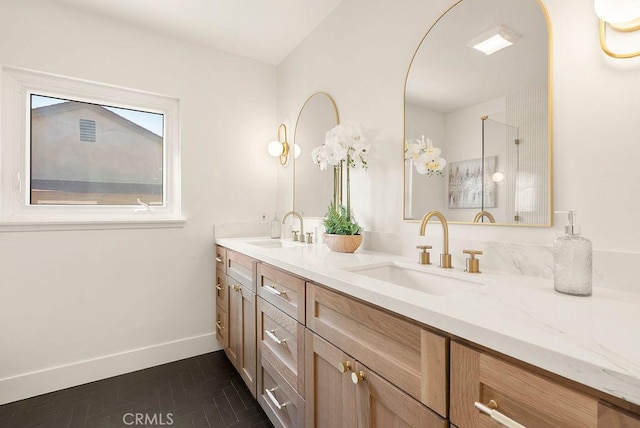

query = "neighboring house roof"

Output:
[[31, 101, 162, 142]]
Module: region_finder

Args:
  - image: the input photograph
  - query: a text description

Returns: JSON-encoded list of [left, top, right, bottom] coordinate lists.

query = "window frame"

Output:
[[1, 66, 184, 231]]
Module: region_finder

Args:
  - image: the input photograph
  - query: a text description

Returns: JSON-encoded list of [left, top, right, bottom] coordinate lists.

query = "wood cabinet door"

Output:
[[598, 402, 640, 427], [450, 341, 599, 428], [226, 275, 240, 369], [353, 361, 447, 428], [306, 282, 448, 416], [215, 303, 228, 349], [238, 285, 257, 397], [304, 330, 356, 428]]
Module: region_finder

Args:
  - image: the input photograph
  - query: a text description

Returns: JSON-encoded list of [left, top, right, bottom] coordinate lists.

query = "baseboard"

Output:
[[0, 332, 223, 405]]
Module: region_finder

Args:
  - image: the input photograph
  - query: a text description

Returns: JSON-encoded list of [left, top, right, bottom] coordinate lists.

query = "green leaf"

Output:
[[322, 201, 361, 235]]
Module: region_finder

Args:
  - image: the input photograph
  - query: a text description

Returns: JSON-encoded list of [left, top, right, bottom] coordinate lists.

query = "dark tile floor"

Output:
[[0, 351, 272, 428]]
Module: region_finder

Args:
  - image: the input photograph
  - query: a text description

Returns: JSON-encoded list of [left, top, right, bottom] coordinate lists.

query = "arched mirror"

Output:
[[294, 92, 339, 217], [404, 0, 551, 226]]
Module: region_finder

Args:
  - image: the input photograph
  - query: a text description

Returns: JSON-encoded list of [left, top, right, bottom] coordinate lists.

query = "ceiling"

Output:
[[51, 0, 344, 65], [405, 0, 548, 113]]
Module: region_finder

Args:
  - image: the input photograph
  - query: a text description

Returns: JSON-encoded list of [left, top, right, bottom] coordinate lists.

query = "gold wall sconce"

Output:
[[595, 0, 640, 58], [268, 123, 290, 165]]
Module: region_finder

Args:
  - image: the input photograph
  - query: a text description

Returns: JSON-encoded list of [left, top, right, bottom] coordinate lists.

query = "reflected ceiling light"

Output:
[[468, 26, 519, 55], [268, 123, 290, 165], [492, 172, 505, 183], [595, 0, 640, 58]]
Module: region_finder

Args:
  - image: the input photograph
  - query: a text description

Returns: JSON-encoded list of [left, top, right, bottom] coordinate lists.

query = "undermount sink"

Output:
[[247, 239, 299, 249], [344, 262, 481, 296]]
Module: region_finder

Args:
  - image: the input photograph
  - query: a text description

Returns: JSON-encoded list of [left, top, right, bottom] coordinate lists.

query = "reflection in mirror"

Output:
[[404, 0, 551, 225], [294, 92, 339, 217]]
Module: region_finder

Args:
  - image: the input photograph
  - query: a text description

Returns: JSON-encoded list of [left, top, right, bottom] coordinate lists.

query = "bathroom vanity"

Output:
[[214, 238, 640, 428]]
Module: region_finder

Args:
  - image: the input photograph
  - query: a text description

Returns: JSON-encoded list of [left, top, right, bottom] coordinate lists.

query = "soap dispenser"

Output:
[[553, 210, 592, 296]]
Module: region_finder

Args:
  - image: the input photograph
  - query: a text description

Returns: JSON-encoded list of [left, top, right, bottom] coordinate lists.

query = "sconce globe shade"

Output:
[[294, 143, 301, 159], [492, 172, 505, 183], [595, 0, 640, 23], [268, 140, 284, 157]]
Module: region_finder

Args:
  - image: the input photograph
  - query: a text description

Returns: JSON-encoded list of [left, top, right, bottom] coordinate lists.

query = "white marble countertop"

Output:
[[216, 236, 640, 406]]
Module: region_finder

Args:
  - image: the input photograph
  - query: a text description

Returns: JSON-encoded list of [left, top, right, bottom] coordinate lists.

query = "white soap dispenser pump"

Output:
[[553, 210, 592, 296]]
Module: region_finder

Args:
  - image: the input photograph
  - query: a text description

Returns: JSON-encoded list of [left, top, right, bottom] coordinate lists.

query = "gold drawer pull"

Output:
[[351, 371, 365, 384], [216, 320, 224, 330], [216, 284, 223, 291], [215, 256, 223, 263], [265, 329, 286, 345], [337, 361, 351, 373], [266, 388, 287, 410], [233, 283, 242, 292], [474, 401, 526, 428], [264, 284, 286, 296]]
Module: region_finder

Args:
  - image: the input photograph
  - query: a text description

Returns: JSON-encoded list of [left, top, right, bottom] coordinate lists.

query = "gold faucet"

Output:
[[419, 211, 452, 269], [473, 210, 496, 223], [282, 210, 304, 237]]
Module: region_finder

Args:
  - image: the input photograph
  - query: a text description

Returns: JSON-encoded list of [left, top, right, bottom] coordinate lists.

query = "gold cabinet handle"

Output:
[[266, 388, 287, 410], [263, 284, 286, 296], [233, 283, 242, 292], [351, 370, 365, 384], [337, 361, 351, 373], [215, 284, 223, 291], [474, 400, 526, 428], [216, 320, 224, 330], [215, 256, 223, 263], [265, 329, 286, 345]]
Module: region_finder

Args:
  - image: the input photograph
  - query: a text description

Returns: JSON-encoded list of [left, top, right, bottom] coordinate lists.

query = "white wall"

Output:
[[0, 0, 277, 404], [277, 0, 640, 284]]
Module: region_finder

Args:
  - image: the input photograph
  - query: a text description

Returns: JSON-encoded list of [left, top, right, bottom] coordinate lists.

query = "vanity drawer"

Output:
[[227, 249, 256, 291], [215, 245, 226, 272], [306, 283, 448, 417], [215, 268, 228, 309], [215, 304, 228, 349], [257, 297, 305, 395], [258, 354, 305, 428], [257, 263, 305, 323], [450, 341, 599, 428]]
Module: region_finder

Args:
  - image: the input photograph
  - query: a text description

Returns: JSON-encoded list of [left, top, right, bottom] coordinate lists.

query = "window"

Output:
[[1, 66, 183, 229]]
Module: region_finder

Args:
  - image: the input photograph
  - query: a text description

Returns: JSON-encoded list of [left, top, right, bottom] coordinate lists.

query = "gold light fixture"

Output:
[[268, 123, 290, 165], [595, 0, 640, 58]]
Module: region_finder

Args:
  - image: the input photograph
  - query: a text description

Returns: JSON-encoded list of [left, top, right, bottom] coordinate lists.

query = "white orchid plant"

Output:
[[405, 135, 447, 177], [311, 121, 369, 171], [311, 121, 369, 234]]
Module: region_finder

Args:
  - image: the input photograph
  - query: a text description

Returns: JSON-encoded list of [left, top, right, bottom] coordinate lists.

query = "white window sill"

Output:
[[0, 218, 187, 232]]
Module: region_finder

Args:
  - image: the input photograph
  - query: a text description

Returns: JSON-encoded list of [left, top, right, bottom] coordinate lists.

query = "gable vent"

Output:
[[79, 119, 96, 142]]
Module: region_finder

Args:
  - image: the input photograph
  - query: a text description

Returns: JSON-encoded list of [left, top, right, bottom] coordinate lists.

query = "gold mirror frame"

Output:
[[293, 92, 340, 217], [403, 0, 553, 227]]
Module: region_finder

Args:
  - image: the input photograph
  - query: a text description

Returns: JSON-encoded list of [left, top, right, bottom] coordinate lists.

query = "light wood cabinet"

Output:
[[304, 330, 356, 428], [257, 297, 305, 395], [258, 354, 305, 428], [255, 262, 307, 428], [305, 330, 446, 428], [451, 341, 640, 428], [215, 248, 640, 428], [227, 278, 257, 397], [216, 248, 258, 398], [215, 245, 226, 272], [306, 282, 448, 417], [257, 263, 305, 322], [598, 402, 640, 427]]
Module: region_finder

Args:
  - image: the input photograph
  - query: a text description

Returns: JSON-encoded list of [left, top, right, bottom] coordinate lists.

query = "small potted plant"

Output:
[[312, 121, 369, 253], [322, 202, 362, 253]]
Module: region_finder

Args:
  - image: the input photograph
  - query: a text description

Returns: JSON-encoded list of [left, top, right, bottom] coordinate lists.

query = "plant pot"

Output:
[[324, 233, 363, 253]]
